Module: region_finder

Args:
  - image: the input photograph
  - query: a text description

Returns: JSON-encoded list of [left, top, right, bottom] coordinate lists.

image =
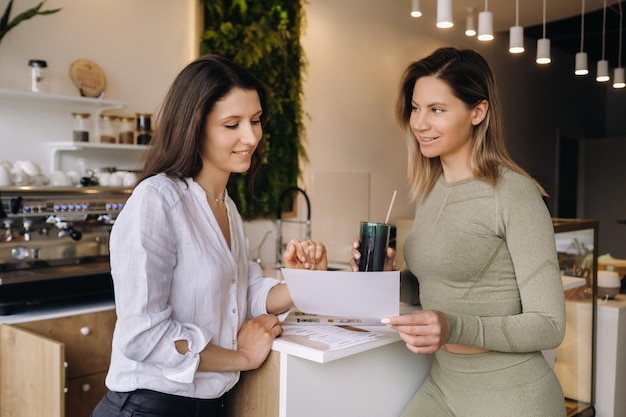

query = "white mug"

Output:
[[10, 167, 30, 186], [14, 160, 41, 177], [49, 170, 72, 186], [108, 171, 123, 187], [0, 165, 11, 186], [122, 172, 137, 187]]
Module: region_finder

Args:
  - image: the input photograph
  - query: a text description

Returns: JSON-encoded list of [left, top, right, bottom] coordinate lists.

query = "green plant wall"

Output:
[[201, 0, 306, 220]]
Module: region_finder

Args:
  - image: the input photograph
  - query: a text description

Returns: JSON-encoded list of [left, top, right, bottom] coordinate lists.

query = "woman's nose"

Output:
[[411, 112, 427, 131], [241, 123, 261, 144]]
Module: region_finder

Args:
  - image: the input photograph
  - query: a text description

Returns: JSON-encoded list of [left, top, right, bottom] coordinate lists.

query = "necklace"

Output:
[[205, 188, 226, 204]]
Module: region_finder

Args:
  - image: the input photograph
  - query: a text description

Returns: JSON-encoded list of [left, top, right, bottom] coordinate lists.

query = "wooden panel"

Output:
[[0, 324, 64, 417], [223, 350, 280, 417], [17, 309, 116, 378], [66, 371, 108, 417]]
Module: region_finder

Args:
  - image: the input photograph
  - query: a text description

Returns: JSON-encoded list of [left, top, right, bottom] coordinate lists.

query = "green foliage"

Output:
[[201, 0, 306, 220], [0, 0, 61, 45]]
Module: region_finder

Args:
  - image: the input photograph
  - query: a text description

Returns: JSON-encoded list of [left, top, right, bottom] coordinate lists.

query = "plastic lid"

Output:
[[28, 59, 48, 67]]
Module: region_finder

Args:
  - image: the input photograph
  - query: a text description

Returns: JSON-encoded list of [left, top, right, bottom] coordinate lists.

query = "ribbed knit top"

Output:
[[402, 168, 566, 352]]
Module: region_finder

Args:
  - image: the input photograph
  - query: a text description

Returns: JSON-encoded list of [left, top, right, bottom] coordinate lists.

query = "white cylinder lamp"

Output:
[[536, 38, 551, 64], [466, 13, 476, 36], [575, 52, 589, 75], [411, 0, 422, 18], [477, 11, 493, 41], [436, 0, 453, 28], [613, 67, 625, 88], [597, 60, 610, 82], [509, 26, 524, 53]]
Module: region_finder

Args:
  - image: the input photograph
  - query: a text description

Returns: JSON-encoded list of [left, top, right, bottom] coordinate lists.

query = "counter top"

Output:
[[0, 299, 115, 325]]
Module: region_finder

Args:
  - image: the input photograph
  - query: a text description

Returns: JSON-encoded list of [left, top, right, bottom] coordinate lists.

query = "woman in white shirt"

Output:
[[91, 55, 326, 417]]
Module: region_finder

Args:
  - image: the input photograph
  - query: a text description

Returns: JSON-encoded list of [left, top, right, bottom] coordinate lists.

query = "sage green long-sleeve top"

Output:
[[401, 168, 566, 353]]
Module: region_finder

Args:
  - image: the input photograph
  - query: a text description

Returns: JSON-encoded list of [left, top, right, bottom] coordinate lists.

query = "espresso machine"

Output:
[[0, 186, 132, 314]]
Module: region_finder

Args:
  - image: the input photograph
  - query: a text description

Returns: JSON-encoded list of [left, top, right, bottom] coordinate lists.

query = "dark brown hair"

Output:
[[396, 47, 544, 201], [137, 55, 268, 187]]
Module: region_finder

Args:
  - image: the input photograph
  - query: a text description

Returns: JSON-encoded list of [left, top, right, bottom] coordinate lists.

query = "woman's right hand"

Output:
[[237, 314, 283, 370], [349, 237, 396, 272]]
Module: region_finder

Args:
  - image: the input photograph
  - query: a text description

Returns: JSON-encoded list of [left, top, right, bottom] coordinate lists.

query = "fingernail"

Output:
[[380, 318, 390, 324]]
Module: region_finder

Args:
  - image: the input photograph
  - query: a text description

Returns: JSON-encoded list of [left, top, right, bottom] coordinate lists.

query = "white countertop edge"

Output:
[[271, 326, 401, 364]]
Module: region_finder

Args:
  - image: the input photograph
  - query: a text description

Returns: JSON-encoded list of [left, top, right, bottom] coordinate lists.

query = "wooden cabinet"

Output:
[[0, 308, 116, 417]]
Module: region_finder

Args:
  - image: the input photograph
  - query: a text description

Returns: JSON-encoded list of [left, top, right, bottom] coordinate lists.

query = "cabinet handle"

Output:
[[80, 326, 91, 335], [81, 383, 91, 392], [64, 361, 68, 393]]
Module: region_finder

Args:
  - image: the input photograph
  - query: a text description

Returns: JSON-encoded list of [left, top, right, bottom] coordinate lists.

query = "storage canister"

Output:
[[99, 115, 117, 144], [28, 59, 48, 93], [136, 113, 152, 145], [72, 112, 90, 142], [118, 116, 135, 144]]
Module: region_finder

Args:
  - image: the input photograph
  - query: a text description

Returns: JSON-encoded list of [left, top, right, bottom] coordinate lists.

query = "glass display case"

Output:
[[553, 219, 598, 417]]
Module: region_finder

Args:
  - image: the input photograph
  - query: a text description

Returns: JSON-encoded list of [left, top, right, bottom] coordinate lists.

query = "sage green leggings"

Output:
[[401, 350, 566, 417]]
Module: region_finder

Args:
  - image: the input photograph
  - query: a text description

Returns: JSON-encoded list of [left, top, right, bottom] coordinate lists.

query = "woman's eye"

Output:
[[432, 107, 444, 114], [411, 105, 419, 112], [225, 124, 238, 129], [251, 119, 261, 125]]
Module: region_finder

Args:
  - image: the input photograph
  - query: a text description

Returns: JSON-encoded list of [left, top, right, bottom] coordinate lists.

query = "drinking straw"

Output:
[[384, 190, 397, 224]]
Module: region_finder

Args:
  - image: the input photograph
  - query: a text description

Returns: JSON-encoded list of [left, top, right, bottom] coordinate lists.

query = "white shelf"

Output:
[[47, 142, 148, 151], [47, 142, 148, 171], [0, 88, 125, 112]]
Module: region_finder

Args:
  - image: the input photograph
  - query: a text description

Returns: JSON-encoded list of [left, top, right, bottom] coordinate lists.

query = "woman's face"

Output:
[[201, 87, 263, 176], [409, 76, 483, 164]]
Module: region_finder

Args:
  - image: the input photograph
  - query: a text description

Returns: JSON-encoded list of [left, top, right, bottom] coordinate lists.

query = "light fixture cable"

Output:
[[536, 0, 551, 64], [597, 0, 610, 82], [575, 0, 588, 75], [614, 1, 625, 88], [509, 0, 524, 53]]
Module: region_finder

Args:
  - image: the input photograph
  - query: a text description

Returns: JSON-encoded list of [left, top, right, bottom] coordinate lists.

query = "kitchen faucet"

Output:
[[275, 186, 310, 266]]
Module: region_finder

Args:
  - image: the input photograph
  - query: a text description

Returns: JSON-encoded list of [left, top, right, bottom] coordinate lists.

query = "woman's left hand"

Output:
[[282, 239, 328, 270], [381, 309, 450, 354]]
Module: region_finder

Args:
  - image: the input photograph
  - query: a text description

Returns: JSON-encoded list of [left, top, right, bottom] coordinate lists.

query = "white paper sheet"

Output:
[[281, 269, 400, 321]]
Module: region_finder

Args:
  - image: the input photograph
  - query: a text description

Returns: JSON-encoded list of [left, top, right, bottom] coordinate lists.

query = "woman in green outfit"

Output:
[[352, 47, 566, 417]]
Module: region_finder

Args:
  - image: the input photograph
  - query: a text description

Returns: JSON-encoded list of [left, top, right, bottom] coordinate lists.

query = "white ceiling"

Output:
[[417, 0, 622, 32]]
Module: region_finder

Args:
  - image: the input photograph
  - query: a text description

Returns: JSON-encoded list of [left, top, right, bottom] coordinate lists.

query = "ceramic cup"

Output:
[[108, 171, 124, 187], [10, 167, 30, 186], [122, 172, 137, 187], [0, 165, 11, 186], [49, 170, 72, 186], [65, 170, 81, 185], [14, 160, 41, 177], [98, 172, 111, 186]]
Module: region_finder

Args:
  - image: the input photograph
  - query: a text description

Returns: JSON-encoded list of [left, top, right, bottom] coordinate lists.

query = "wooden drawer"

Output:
[[17, 309, 116, 378], [66, 371, 108, 417]]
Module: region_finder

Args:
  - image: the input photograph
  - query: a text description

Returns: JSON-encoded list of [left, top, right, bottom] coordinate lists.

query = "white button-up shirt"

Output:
[[105, 174, 283, 399]]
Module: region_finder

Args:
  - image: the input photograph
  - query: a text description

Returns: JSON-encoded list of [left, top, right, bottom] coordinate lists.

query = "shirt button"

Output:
[[232, 279, 236, 285], [232, 339, 236, 345], [232, 308, 237, 314]]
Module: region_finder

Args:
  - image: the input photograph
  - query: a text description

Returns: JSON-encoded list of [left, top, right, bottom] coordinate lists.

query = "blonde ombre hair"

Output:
[[396, 47, 545, 202]]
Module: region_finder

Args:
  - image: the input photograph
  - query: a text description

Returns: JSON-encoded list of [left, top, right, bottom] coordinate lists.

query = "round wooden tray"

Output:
[[69, 59, 107, 98]]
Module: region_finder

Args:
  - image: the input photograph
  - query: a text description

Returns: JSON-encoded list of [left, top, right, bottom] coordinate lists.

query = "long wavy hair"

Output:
[[396, 47, 544, 202], [137, 55, 268, 187]]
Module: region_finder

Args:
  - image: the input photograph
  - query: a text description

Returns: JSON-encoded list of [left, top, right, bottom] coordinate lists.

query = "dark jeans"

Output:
[[91, 389, 224, 417]]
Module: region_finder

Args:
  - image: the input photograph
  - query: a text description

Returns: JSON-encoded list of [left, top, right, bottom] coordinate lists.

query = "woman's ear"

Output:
[[471, 100, 489, 126]]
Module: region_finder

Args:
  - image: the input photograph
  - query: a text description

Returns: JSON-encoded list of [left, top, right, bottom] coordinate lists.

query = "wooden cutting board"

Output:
[[69, 59, 107, 98]]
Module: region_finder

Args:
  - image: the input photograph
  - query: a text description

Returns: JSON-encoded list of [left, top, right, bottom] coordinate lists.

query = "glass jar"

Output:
[[28, 59, 48, 93], [136, 113, 153, 145], [99, 115, 117, 144], [118, 116, 135, 144], [71, 112, 90, 142]]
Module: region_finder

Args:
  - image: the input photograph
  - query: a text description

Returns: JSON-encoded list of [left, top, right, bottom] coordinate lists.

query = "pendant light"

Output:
[[597, 0, 609, 82], [536, 0, 551, 64], [613, 1, 624, 88], [575, 0, 588, 75], [466, 8, 476, 36], [410, 0, 422, 18], [509, 0, 524, 53], [436, 0, 453, 29], [477, 0, 493, 41]]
